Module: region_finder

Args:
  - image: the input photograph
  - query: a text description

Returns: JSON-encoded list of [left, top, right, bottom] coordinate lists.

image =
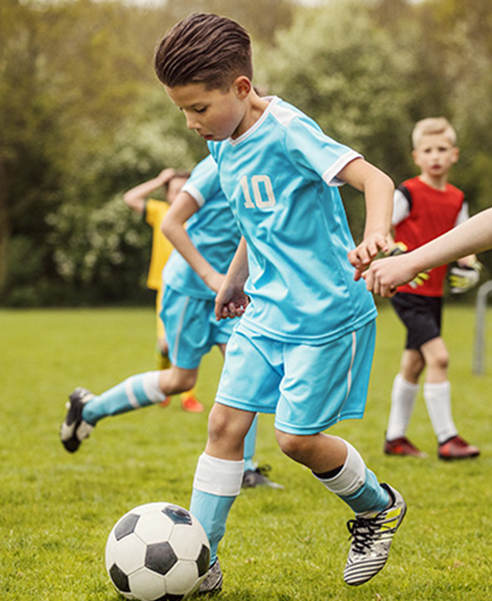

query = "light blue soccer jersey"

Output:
[[207, 96, 377, 344], [163, 155, 241, 300]]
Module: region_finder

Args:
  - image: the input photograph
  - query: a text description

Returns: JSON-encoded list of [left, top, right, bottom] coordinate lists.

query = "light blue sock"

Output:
[[190, 490, 236, 564], [314, 439, 389, 514], [243, 414, 258, 472], [190, 453, 244, 565], [340, 468, 389, 513], [82, 371, 165, 425]]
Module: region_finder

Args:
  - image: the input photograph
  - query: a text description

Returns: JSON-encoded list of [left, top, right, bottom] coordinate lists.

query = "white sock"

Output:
[[386, 374, 420, 440], [315, 439, 365, 496], [141, 371, 167, 403], [424, 380, 458, 444], [193, 453, 244, 496]]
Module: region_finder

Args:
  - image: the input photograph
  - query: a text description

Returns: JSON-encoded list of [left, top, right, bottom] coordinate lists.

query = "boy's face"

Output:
[[165, 80, 250, 141], [412, 133, 459, 180]]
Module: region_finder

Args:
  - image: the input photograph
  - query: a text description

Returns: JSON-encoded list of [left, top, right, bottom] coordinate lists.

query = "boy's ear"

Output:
[[232, 76, 252, 99], [451, 146, 460, 163]]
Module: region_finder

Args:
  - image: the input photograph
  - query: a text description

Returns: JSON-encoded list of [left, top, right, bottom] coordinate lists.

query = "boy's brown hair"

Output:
[[154, 13, 252, 90], [412, 117, 457, 149]]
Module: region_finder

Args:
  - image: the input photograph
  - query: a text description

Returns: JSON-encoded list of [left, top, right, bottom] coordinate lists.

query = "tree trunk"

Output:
[[0, 143, 11, 303]]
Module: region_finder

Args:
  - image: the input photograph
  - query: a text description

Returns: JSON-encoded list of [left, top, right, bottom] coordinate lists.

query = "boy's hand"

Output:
[[385, 242, 430, 289], [362, 254, 417, 298], [215, 281, 249, 320], [157, 168, 176, 186], [349, 233, 391, 281]]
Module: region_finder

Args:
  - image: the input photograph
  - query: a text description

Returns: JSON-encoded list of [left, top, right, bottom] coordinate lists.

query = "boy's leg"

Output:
[[421, 339, 479, 459], [190, 404, 255, 593], [60, 366, 197, 453], [242, 414, 284, 489], [243, 414, 258, 472], [384, 350, 426, 457], [276, 322, 405, 586], [278, 432, 405, 587]]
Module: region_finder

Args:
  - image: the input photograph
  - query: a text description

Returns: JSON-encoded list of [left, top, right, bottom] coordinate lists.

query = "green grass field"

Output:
[[1, 304, 492, 600]]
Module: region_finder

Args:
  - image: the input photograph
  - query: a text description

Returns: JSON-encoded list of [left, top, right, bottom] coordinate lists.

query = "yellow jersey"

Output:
[[144, 199, 174, 291]]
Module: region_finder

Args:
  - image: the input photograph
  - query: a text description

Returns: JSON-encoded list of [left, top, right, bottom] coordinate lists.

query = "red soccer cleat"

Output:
[[438, 435, 480, 460], [181, 395, 204, 413], [384, 436, 427, 458], [159, 396, 172, 408]]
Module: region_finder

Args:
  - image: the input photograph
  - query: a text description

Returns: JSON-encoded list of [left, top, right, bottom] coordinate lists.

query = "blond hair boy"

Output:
[[382, 117, 480, 460]]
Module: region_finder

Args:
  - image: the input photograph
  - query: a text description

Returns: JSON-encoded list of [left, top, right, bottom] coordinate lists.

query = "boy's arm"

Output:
[[161, 190, 224, 293], [338, 158, 394, 279], [123, 168, 176, 215], [363, 208, 492, 297], [215, 237, 250, 320]]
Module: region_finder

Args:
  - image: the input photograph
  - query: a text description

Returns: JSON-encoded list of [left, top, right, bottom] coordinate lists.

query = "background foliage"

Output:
[[1, 0, 492, 306]]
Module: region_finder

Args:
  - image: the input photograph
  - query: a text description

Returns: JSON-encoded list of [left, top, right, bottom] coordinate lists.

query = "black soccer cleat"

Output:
[[198, 558, 223, 595], [60, 387, 94, 453], [242, 465, 284, 489]]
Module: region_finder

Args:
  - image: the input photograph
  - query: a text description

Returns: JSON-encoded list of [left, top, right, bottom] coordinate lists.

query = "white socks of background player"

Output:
[[424, 380, 458, 444], [386, 374, 419, 440], [386, 375, 458, 444]]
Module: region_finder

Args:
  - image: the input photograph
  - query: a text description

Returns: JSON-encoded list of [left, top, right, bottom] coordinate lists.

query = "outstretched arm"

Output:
[[123, 168, 176, 215], [363, 208, 492, 297], [215, 237, 250, 320], [338, 158, 394, 280], [161, 191, 225, 293]]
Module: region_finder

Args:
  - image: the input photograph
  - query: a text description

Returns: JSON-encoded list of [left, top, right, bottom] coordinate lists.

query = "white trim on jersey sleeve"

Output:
[[181, 182, 205, 207], [392, 189, 411, 225], [321, 150, 363, 187], [454, 201, 469, 227]]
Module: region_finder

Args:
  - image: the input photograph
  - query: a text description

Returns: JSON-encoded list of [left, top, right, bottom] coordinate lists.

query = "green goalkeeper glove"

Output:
[[448, 261, 482, 294]]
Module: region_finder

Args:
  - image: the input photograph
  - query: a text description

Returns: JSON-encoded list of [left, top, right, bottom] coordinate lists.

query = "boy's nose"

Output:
[[185, 113, 199, 130]]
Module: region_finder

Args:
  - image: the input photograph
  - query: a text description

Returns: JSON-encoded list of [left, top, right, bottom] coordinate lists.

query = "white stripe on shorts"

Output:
[[337, 330, 356, 420], [171, 296, 190, 365]]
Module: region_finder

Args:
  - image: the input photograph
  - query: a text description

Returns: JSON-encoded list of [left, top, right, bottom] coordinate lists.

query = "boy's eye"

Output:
[[194, 107, 207, 114]]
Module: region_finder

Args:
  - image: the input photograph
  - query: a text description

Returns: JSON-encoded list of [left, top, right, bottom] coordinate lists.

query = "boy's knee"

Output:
[[275, 430, 311, 461], [160, 368, 196, 395], [429, 351, 449, 371]]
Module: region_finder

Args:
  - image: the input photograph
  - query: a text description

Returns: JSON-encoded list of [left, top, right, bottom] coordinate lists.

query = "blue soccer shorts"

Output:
[[215, 320, 376, 435], [160, 286, 235, 370]]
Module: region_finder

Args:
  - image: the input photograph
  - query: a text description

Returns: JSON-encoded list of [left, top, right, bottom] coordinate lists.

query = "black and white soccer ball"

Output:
[[105, 502, 210, 601]]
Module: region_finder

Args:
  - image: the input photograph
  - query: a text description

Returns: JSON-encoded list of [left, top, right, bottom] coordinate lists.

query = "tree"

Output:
[[0, 0, 177, 304], [257, 0, 420, 238]]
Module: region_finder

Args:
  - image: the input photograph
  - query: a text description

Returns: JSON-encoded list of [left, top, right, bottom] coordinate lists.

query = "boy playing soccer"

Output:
[[123, 168, 203, 412], [61, 155, 281, 489], [154, 13, 406, 591], [376, 118, 480, 460]]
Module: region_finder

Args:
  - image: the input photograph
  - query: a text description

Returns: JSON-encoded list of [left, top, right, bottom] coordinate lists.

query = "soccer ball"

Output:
[[105, 502, 210, 601]]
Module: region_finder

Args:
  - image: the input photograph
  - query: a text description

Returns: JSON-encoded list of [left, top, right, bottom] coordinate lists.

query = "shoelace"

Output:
[[346, 514, 386, 553]]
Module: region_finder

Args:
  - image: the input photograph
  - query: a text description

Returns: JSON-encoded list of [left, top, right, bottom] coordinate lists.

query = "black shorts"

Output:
[[390, 292, 443, 350]]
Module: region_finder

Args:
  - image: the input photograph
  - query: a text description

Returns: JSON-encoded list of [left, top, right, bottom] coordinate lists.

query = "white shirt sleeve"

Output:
[[454, 201, 469, 227], [392, 189, 411, 226]]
